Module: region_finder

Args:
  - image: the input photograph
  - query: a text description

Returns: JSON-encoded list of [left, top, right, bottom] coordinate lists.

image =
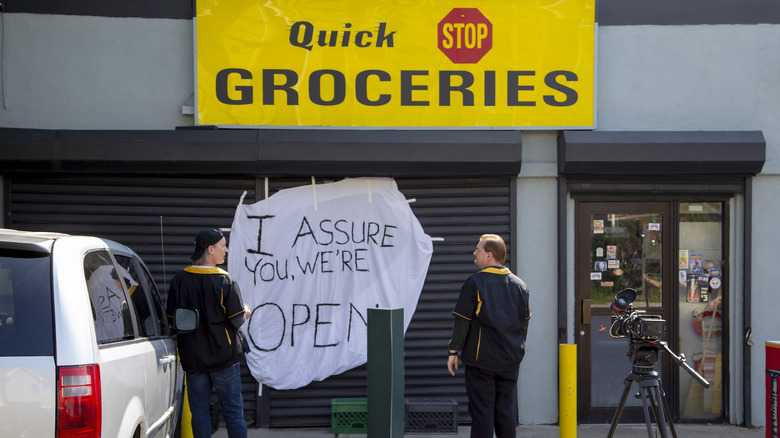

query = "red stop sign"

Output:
[[437, 8, 493, 64]]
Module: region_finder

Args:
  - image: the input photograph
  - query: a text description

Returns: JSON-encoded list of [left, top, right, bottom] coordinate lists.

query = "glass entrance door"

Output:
[[576, 201, 672, 423], [575, 200, 728, 423]]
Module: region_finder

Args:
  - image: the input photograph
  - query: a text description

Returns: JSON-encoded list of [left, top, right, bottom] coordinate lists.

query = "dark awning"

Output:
[[558, 130, 765, 175], [0, 128, 523, 176]]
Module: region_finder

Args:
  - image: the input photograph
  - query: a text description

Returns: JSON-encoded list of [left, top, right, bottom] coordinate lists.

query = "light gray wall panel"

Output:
[[0, 14, 193, 129], [515, 176, 558, 424], [596, 25, 780, 174], [747, 175, 780, 426]]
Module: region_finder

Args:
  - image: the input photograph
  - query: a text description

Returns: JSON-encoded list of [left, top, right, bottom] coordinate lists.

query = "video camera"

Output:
[[609, 288, 666, 340], [610, 288, 667, 367]]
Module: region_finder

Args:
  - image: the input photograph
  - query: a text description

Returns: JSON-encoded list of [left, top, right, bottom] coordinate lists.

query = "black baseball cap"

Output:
[[191, 229, 224, 261]]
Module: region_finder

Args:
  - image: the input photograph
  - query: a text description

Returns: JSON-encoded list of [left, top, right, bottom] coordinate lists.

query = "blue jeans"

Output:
[[187, 363, 247, 438]]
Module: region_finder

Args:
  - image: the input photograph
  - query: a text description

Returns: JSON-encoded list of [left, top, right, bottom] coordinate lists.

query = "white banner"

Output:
[[228, 178, 433, 389]]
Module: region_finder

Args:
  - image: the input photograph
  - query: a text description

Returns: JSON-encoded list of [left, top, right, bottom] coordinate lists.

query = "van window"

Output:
[[0, 250, 53, 356], [115, 254, 167, 337], [84, 250, 134, 343]]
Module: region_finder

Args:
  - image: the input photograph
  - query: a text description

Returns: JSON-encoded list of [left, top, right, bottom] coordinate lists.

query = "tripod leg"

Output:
[[647, 386, 669, 438], [638, 386, 656, 438], [658, 386, 677, 438], [608, 376, 635, 438]]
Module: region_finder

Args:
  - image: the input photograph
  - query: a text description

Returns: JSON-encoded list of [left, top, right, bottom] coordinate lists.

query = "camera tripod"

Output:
[[607, 365, 675, 438], [607, 341, 709, 438]]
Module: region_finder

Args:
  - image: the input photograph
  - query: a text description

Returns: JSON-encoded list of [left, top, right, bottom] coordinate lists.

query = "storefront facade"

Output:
[[1, 0, 779, 428], [558, 130, 765, 423]]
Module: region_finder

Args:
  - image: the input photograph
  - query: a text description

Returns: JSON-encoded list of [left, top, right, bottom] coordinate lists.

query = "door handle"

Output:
[[159, 355, 176, 365], [582, 299, 591, 325], [745, 327, 754, 347]]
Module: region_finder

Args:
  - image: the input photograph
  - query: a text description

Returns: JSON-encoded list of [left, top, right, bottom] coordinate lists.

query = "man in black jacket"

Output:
[[167, 229, 249, 438], [447, 234, 531, 438]]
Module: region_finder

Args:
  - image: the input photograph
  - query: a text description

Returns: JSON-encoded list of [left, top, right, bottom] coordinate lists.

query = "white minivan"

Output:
[[0, 229, 182, 438]]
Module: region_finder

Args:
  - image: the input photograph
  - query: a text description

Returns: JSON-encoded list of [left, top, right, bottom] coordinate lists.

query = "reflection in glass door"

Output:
[[589, 212, 664, 309], [678, 202, 725, 420]]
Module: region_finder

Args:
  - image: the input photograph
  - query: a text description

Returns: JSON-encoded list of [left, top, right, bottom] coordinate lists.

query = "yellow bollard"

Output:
[[181, 374, 193, 438], [559, 344, 577, 438]]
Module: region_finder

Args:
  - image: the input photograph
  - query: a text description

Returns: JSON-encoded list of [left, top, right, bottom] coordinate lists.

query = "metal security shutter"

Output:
[[6, 175, 261, 423], [7, 175, 256, 286], [8, 174, 512, 428], [256, 176, 513, 427]]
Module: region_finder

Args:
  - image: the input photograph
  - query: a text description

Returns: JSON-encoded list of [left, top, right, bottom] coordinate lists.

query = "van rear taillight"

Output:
[[57, 364, 102, 438]]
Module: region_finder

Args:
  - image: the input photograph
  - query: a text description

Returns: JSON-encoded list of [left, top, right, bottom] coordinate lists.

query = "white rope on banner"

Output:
[[264, 177, 269, 206], [367, 178, 373, 203], [229, 191, 248, 234], [230, 190, 247, 233], [311, 176, 318, 211], [257, 370, 267, 396]]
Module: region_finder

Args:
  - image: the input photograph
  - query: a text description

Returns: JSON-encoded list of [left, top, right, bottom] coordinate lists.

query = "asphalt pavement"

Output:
[[213, 423, 766, 437]]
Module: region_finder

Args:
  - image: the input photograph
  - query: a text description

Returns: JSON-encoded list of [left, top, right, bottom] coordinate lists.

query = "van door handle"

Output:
[[159, 355, 176, 365], [582, 299, 591, 325]]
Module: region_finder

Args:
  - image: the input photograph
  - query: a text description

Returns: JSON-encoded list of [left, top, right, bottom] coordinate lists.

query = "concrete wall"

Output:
[[749, 176, 780, 425], [596, 24, 780, 169], [0, 14, 193, 129], [516, 131, 559, 424]]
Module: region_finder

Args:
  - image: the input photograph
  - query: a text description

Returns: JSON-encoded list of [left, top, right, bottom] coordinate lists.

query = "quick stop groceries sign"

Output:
[[195, 0, 595, 128], [227, 178, 433, 389]]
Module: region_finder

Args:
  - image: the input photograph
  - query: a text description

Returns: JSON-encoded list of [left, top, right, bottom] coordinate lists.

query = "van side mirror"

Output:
[[174, 308, 199, 333]]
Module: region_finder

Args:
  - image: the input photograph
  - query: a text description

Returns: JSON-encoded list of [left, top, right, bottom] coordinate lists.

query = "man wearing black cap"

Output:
[[166, 229, 249, 438]]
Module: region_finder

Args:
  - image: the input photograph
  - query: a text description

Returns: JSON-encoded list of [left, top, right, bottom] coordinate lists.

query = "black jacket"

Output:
[[451, 266, 531, 372], [167, 266, 246, 373]]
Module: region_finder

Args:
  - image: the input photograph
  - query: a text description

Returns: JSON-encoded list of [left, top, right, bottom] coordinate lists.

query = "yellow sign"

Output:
[[196, 0, 595, 128]]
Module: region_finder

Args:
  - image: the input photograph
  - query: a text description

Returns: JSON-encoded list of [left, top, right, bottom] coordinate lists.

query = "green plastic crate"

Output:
[[331, 398, 367, 434]]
